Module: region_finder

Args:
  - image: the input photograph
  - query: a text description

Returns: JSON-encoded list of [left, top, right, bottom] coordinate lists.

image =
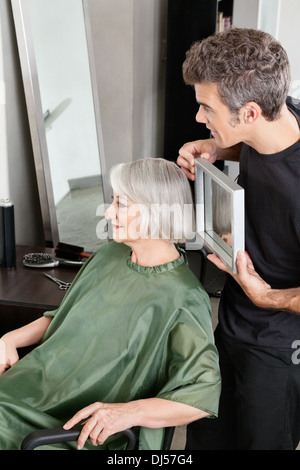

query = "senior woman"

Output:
[[0, 158, 220, 450]]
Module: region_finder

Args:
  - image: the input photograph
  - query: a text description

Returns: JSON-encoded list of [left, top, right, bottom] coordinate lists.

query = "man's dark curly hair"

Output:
[[183, 28, 291, 121]]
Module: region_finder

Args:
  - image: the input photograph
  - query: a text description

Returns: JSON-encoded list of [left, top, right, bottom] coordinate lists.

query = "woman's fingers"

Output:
[[77, 416, 102, 449], [63, 402, 116, 449], [64, 402, 102, 429], [64, 401, 134, 449]]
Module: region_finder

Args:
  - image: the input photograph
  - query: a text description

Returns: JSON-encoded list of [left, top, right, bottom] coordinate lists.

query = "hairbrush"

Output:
[[23, 253, 59, 268], [54, 242, 91, 261]]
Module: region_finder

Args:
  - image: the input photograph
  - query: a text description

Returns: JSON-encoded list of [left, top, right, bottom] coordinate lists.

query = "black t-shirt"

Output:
[[219, 96, 300, 348]]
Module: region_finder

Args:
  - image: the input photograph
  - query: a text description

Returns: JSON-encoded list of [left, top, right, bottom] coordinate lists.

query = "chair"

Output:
[[185, 247, 226, 296], [21, 424, 175, 450]]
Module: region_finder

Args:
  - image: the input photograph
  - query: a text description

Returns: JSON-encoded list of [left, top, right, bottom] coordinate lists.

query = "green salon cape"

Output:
[[0, 242, 220, 450]]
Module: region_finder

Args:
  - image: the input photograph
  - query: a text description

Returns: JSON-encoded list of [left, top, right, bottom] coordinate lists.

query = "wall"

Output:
[[232, 0, 260, 29], [88, 0, 167, 171], [132, 0, 167, 161], [233, 0, 300, 86], [88, 0, 134, 170], [277, 0, 300, 98], [0, 0, 44, 246]]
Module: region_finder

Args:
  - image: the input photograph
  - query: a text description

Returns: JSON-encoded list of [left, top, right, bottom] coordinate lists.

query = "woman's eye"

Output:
[[112, 195, 127, 208]]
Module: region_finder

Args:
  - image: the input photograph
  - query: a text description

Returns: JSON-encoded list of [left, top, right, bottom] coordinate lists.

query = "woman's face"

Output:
[[105, 193, 141, 243]]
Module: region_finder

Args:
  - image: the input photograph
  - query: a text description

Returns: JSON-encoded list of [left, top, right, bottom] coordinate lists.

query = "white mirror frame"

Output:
[[194, 158, 245, 273]]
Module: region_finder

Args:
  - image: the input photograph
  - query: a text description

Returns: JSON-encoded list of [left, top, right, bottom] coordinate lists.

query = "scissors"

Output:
[[43, 272, 72, 290]]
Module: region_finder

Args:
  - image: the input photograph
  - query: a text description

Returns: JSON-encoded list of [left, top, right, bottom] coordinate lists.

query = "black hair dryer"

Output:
[[0, 199, 16, 268]]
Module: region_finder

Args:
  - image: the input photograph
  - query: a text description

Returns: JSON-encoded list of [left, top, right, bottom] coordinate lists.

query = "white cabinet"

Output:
[[233, 0, 280, 37]]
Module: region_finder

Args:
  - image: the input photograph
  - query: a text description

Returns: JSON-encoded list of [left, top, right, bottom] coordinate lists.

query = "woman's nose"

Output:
[[105, 203, 117, 220]]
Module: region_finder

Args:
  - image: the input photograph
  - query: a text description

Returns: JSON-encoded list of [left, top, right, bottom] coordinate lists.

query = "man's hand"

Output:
[[177, 139, 218, 180], [207, 251, 272, 308], [209, 251, 300, 314], [177, 140, 241, 180]]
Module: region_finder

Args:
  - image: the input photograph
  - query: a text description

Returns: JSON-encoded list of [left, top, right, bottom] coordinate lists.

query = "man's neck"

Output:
[[244, 104, 300, 155]]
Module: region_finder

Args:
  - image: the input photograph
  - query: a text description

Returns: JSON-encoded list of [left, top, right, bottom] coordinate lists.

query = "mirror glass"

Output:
[[208, 177, 233, 257], [194, 159, 244, 273], [12, 0, 108, 252]]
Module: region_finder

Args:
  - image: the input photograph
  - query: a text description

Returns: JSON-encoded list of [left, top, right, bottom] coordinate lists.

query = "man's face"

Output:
[[194, 83, 244, 148]]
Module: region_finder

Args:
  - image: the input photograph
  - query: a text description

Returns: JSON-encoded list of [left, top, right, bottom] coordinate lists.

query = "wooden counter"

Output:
[[0, 246, 78, 336]]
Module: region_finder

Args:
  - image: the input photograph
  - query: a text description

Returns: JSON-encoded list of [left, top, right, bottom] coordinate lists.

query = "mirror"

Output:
[[11, 0, 110, 251], [194, 158, 244, 273]]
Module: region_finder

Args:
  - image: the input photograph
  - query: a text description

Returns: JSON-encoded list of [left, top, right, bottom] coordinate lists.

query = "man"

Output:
[[177, 28, 300, 450]]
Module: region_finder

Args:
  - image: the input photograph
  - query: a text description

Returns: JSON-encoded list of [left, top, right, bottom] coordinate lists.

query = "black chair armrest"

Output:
[[21, 424, 137, 450], [21, 424, 174, 450], [162, 427, 174, 450]]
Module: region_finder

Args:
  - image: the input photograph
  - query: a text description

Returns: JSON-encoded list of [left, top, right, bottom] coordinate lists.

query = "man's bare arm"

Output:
[[208, 251, 300, 314]]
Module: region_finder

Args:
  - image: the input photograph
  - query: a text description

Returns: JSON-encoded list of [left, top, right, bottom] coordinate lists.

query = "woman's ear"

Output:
[[242, 102, 262, 124]]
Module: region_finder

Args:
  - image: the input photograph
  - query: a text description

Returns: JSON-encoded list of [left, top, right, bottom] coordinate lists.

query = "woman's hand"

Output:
[[64, 398, 209, 450], [63, 401, 136, 450], [0, 317, 52, 375], [0, 337, 19, 376]]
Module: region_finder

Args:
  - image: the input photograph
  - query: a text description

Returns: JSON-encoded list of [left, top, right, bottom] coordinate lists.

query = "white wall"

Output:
[[277, 0, 300, 99], [233, 0, 300, 87], [232, 0, 260, 29]]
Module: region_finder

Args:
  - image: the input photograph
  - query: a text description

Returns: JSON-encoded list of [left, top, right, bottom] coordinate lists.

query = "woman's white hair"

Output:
[[109, 158, 195, 243]]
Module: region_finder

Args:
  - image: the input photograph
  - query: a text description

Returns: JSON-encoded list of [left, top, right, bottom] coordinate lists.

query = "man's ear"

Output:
[[242, 102, 262, 124]]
